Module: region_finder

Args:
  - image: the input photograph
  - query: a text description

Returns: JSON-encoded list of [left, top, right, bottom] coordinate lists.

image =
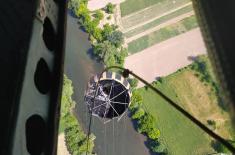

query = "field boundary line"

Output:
[[126, 11, 194, 43], [122, 2, 192, 33]]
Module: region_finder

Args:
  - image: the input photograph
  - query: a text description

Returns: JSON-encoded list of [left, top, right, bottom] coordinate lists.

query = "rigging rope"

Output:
[[85, 66, 235, 154]]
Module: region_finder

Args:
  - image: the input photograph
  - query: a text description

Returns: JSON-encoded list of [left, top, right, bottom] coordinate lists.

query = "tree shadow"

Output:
[[67, 9, 77, 18], [144, 140, 159, 155], [78, 24, 87, 33], [127, 111, 139, 131], [155, 77, 161, 81], [86, 48, 102, 63], [187, 55, 198, 62]]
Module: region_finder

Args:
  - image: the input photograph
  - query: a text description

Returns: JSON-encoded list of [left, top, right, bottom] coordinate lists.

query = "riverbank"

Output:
[[64, 14, 150, 155]]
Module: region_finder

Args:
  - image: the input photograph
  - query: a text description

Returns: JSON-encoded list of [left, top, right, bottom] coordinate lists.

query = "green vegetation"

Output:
[[68, 0, 127, 67], [129, 86, 166, 153], [135, 55, 234, 154], [105, 3, 115, 14], [59, 75, 95, 155], [121, 0, 190, 29], [129, 78, 139, 89], [93, 41, 127, 67], [211, 140, 235, 154], [124, 4, 193, 38], [120, 0, 163, 17], [107, 30, 124, 48], [128, 15, 198, 54], [93, 10, 104, 21]]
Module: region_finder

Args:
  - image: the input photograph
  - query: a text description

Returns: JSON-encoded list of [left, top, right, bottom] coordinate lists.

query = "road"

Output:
[[87, 0, 124, 11], [57, 134, 70, 155], [125, 28, 207, 87]]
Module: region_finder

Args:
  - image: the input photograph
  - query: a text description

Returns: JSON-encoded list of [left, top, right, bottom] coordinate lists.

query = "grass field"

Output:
[[120, 0, 162, 17], [136, 56, 234, 154], [124, 4, 193, 38], [121, 0, 191, 29], [128, 15, 198, 54]]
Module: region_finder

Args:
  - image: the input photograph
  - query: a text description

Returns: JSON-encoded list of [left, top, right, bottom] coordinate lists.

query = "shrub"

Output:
[[131, 107, 145, 119], [129, 78, 138, 89], [94, 10, 104, 20], [148, 128, 160, 140], [129, 91, 143, 110], [137, 113, 155, 134], [148, 140, 168, 154], [105, 3, 115, 14], [207, 119, 216, 129], [102, 24, 114, 40]]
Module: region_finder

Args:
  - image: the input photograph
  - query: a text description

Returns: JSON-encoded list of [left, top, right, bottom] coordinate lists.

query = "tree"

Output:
[[148, 128, 160, 140], [107, 30, 124, 47], [129, 78, 138, 88], [115, 47, 128, 66], [76, 3, 89, 19], [84, 20, 96, 34], [105, 54, 116, 67], [68, 0, 80, 14], [93, 41, 117, 63], [94, 10, 104, 20], [148, 140, 168, 154], [78, 134, 96, 154], [92, 27, 103, 42], [61, 75, 96, 155], [131, 107, 145, 119], [137, 113, 155, 134], [102, 24, 114, 40], [61, 75, 75, 117], [105, 3, 115, 14]]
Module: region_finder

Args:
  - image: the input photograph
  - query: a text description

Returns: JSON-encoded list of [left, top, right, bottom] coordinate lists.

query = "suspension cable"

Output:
[[106, 66, 235, 153], [85, 66, 235, 154]]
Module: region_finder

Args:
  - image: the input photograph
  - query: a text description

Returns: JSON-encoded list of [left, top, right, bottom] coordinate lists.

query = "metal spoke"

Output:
[[107, 102, 119, 116], [108, 82, 114, 98], [110, 89, 127, 101], [110, 101, 129, 105], [92, 102, 107, 110]]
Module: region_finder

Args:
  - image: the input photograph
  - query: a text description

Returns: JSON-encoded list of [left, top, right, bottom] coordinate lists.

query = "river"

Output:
[[64, 14, 150, 155]]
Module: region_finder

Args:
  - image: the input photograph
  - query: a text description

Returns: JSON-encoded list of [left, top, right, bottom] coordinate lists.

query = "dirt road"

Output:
[[87, 0, 125, 11], [124, 28, 207, 87], [57, 133, 70, 155]]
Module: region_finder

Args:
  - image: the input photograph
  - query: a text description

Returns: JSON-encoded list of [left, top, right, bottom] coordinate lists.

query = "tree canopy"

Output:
[[107, 30, 124, 48], [105, 3, 115, 14]]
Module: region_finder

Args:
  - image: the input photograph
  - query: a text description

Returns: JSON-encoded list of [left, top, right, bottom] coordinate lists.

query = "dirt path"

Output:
[[124, 28, 207, 87], [122, 2, 192, 33], [126, 11, 194, 43], [57, 133, 70, 155], [87, 0, 125, 11]]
